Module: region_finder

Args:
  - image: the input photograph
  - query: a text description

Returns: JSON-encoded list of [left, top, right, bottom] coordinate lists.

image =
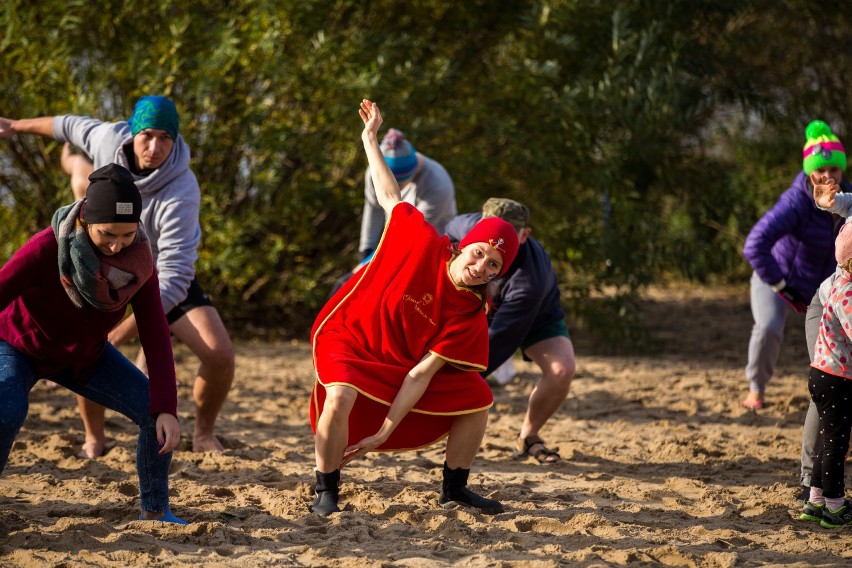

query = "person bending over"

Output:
[[308, 100, 518, 516]]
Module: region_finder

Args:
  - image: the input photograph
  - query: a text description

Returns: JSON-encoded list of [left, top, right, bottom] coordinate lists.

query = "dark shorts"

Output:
[[520, 319, 570, 359], [166, 278, 215, 325]]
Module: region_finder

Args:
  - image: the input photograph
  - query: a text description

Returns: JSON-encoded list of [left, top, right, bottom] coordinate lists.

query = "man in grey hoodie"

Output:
[[0, 96, 234, 455]]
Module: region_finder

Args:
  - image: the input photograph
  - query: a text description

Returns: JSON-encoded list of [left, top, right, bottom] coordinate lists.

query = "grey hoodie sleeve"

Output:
[[822, 192, 852, 217], [52, 115, 131, 169], [54, 115, 200, 314], [143, 171, 201, 314], [408, 156, 456, 236]]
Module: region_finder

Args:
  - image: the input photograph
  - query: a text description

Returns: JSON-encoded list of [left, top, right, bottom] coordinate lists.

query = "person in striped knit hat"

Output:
[[742, 120, 849, 411]]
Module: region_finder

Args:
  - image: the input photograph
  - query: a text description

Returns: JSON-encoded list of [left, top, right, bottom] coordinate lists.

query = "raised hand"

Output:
[[811, 171, 839, 209], [358, 99, 383, 137]]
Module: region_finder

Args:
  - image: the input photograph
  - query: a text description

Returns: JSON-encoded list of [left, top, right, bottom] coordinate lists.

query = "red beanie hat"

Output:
[[459, 217, 519, 276]]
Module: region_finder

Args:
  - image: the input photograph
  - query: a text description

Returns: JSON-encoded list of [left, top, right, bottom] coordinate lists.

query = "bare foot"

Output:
[[192, 433, 225, 453], [77, 439, 106, 459], [741, 391, 765, 410]]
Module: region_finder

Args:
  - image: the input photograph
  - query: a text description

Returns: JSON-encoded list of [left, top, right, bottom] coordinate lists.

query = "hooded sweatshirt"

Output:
[[53, 115, 201, 313]]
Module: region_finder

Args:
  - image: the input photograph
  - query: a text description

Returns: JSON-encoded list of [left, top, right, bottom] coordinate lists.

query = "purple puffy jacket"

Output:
[[743, 171, 851, 300]]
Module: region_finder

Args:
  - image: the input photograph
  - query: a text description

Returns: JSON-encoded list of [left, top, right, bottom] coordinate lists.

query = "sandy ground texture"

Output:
[[2, 284, 852, 567]]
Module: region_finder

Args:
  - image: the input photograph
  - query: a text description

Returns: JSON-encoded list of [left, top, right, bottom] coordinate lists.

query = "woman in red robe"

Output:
[[309, 100, 519, 516]]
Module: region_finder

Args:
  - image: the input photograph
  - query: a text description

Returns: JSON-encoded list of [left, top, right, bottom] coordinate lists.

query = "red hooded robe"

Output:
[[310, 203, 493, 450]]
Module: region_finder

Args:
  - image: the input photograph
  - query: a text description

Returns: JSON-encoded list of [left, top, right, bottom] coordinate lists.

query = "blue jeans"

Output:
[[0, 340, 173, 513]]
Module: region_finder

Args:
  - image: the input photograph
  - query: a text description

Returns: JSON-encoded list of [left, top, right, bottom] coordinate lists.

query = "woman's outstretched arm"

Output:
[[359, 99, 401, 216]]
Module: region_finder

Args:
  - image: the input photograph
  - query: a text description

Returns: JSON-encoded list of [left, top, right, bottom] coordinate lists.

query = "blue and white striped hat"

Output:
[[380, 128, 418, 182]]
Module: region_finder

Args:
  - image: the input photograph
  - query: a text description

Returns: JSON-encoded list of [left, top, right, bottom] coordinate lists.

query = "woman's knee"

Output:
[[450, 409, 489, 435], [118, 400, 156, 428], [322, 387, 357, 418], [753, 306, 787, 336]]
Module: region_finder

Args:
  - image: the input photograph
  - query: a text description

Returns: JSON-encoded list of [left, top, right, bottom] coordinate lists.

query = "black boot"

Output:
[[438, 462, 503, 514], [310, 469, 341, 516]]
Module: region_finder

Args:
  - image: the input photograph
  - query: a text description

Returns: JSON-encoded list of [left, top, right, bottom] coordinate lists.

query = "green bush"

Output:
[[2, 0, 851, 349]]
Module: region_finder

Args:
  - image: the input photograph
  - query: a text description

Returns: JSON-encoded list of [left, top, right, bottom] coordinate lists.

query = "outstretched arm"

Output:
[[812, 171, 852, 216], [340, 352, 446, 466], [0, 116, 56, 139], [359, 100, 401, 216]]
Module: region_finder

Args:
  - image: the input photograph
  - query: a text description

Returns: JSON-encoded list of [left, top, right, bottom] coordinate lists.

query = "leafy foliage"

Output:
[[2, 0, 851, 348]]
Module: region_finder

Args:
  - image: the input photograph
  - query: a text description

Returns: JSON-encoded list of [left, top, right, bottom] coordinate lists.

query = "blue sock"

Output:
[[139, 510, 188, 525]]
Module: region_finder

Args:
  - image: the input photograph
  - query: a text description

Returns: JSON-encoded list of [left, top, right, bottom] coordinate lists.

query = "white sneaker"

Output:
[[491, 358, 516, 386]]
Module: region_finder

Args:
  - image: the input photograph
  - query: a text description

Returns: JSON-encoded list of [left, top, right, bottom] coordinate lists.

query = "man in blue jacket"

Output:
[[445, 198, 575, 464]]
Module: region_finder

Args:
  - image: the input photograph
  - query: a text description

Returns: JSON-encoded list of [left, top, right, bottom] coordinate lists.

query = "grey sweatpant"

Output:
[[801, 290, 822, 487], [745, 272, 788, 393]]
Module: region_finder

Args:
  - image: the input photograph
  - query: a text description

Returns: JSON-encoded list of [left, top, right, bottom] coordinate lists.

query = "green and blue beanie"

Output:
[[127, 95, 179, 140]]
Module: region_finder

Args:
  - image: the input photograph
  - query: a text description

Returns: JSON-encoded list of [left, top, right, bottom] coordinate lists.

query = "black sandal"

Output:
[[512, 435, 560, 464]]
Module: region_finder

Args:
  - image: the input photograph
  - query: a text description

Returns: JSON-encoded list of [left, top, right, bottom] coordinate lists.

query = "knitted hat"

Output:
[[459, 217, 520, 276], [380, 128, 418, 182], [482, 197, 530, 232], [83, 164, 142, 224], [803, 120, 846, 175], [127, 95, 180, 139]]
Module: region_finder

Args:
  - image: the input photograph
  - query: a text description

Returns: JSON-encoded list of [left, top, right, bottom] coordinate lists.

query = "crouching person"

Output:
[[308, 100, 517, 516], [0, 164, 186, 524]]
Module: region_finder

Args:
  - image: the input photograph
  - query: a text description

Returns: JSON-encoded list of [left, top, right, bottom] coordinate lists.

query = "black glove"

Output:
[[776, 285, 808, 314]]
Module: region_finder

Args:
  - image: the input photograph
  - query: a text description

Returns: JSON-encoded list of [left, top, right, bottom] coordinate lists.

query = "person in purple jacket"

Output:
[[0, 164, 186, 524], [445, 198, 575, 464], [741, 120, 849, 410]]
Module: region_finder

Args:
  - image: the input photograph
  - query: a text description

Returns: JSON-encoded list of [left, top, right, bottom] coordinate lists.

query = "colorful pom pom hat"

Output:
[[803, 120, 846, 175]]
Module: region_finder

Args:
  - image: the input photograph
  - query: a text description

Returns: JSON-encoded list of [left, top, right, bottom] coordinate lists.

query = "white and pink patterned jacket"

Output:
[[812, 269, 852, 380]]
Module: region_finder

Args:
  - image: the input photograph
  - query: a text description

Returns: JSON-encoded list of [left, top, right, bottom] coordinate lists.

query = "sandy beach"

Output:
[[2, 284, 852, 567]]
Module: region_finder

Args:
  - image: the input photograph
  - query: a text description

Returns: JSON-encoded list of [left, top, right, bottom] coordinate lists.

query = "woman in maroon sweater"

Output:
[[0, 163, 185, 524]]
